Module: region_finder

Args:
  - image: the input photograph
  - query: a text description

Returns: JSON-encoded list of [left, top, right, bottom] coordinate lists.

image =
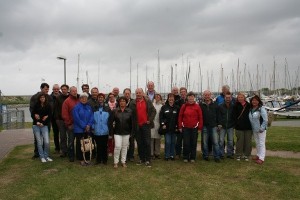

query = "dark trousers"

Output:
[[175, 133, 183, 156], [127, 135, 135, 159], [135, 124, 151, 162], [67, 129, 75, 160], [182, 128, 198, 160], [75, 133, 86, 161], [52, 118, 60, 151], [94, 135, 108, 163]]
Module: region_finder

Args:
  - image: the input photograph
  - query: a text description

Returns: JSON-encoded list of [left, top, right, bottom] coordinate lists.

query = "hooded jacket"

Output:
[[178, 102, 203, 130]]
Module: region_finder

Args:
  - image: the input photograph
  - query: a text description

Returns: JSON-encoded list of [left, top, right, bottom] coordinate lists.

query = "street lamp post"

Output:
[[57, 56, 67, 84]]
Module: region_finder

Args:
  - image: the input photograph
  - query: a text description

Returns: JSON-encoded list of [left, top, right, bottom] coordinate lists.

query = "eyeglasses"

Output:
[[83, 88, 89, 90]]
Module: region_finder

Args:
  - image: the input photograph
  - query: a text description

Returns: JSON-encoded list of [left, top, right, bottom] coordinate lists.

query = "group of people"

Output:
[[30, 82, 268, 168]]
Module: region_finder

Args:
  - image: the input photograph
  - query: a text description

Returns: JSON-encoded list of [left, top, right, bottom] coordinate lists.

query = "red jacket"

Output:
[[62, 95, 79, 127], [178, 103, 203, 130]]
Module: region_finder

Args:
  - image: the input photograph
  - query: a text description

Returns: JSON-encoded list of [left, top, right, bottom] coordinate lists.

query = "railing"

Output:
[[0, 110, 25, 129]]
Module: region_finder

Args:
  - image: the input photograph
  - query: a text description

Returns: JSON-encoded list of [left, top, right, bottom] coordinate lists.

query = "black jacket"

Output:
[[233, 102, 252, 130], [200, 100, 218, 127], [159, 103, 180, 133], [112, 107, 132, 135], [218, 103, 235, 129]]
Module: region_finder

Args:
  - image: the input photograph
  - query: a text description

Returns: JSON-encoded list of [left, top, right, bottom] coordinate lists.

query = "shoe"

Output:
[[252, 156, 259, 161], [256, 159, 264, 165], [170, 157, 175, 161], [214, 158, 221, 163], [103, 161, 108, 165], [227, 155, 234, 159], [220, 156, 225, 160], [69, 157, 75, 162], [243, 156, 249, 161], [145, 161, 152, 168], [183, 159, 188, 163], [46, 157, 53, 162], [127, 158, 134, 162], [122, 163, 127, 168], [114, 164, 118, 169], [32, 154, 39, 159], [41, 158, 47, 163], [190, 160, 195, 163], [155, 155, 161, 159], [108, 153, 113, 157], [236, 156, 241, 161], [175, 155, 180, 160], [80, 161, 88, 166], [203, 157, 209, 161], [60, 153, 67, 158], [164, 158, 169, 161], [136, 160, 144, 166], [55, 150, 60, 154]]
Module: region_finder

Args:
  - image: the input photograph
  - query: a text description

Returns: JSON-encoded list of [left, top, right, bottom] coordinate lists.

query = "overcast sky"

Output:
[[1, 0, 300, 95]]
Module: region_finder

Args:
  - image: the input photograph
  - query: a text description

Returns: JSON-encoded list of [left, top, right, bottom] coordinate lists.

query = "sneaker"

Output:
[[183, 159, 188, 163], [236, 156, 241, 161], [108, 153, 113, 157], [243, 156, 249, 161], [170, 157, 175, 161], [252, 156, 259, 161], [41, 158, 47, 163], [114, 164, 118, 169], [145, 161, 152, 168], [190, 160, 195, 163], [203, 157, 209, 161], [227, 155, 234, 159], [46, 157, 53, 162], [164, 158, 169, 161], [136, 160, 144, 166], [214, 158, 221, 163], [121, 163, 127, 168], [256, 159, 264, 165]]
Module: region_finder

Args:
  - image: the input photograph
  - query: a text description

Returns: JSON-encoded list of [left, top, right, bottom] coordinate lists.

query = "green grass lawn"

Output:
[[0, 145, 299, 200], [265, 126, 300, 152]]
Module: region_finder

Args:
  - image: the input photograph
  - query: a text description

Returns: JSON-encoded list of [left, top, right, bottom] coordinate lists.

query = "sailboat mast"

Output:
[[77, 54, 80, 90], [157, 50, 160, 92], [130, 56, 132, 91]]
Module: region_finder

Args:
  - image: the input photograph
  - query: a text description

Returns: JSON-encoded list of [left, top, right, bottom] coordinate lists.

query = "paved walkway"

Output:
[[0, 129, 33, 161], [0, 126, 299, 161]]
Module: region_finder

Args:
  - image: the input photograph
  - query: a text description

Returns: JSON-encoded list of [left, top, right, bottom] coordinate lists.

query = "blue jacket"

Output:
[[93, 106, 112, 136], [249, 106, 268, 133], [72, 103, 94, 134]]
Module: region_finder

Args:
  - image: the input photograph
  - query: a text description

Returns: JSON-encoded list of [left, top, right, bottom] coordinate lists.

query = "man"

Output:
[[146, 81, 156, 102], [123, 88, 135, 162], [200, 90, 221, 162], [129, 88, 156, 167], [171, 86, 181, 105], [50, 84, 61, 154], [54, 84, 69, 157], [29, 83, 53, 159], [88, 87, 99, 111], [217, 92, 235, 159], [175, 87, 187, 159], [81, 84, 91, 99], [62, 86, 80, 162], [216, 85, 235, 105]]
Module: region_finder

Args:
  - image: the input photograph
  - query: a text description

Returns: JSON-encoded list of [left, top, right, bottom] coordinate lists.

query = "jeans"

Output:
[[165, 132, 176, 158], [56, 120, 67, 154], [219, 128, 234, 157], [114, 134, 130, 164], [135, 124, 151, 162], [202, 126, 220, 159], [182, 128, 198, 160], [32, 125, 50, 159], [253, 130, 266, 161], [235, 130, 252, 157], [175, 133, 183, 156]]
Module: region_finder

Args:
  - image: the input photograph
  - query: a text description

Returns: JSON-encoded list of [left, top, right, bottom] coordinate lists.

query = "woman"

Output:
[[150, 93, 163, 159], [159, 93, 180, 160], [72, 93, 94, 166], [107, 92, 117, 156], [178, 92, 203, 163], [112, 97, 132, 168], [233, 92, 252, 161], [93, 93, 113, 165], [31, 93, 53, 163], [249, 95, 268, 164]]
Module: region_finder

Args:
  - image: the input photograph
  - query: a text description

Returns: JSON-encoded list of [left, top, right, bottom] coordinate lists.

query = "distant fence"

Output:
[[0, 110, 25, 129]]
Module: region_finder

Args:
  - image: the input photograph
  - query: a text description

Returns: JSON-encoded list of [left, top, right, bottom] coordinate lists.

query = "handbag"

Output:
[[158, 125, 167, 135], [80, 136, 94, 163]]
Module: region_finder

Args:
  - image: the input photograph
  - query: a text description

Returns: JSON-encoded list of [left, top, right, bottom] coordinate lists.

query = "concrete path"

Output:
[[0, 129, 33, 161], [0, 127, 299, 161], [272, 120, 300, 127]]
